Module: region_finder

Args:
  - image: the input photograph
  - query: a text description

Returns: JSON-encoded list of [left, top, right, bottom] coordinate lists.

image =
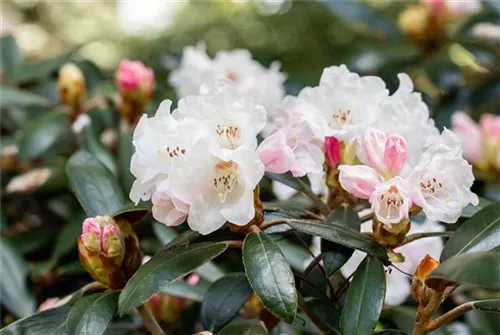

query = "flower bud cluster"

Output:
[[57, 63, 86, 121], [78, 215, 141, 289]]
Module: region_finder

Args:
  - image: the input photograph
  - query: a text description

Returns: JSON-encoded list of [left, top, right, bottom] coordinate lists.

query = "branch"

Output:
[[398, 232, 452, 247], [136, 304, 166, 335], [425, 302, 474, 333], [297, 294, 338, 335], [259, 219, 286, 231], [225, 240, 243, 248]]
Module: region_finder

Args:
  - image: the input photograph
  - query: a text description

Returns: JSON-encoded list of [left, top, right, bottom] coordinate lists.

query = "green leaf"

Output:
[[152, 221, 178, 245], [441, 202, 500, 262], [118, 130, 134, 193], [1, 34, 23, 83], [304, 297, 341, 333], [19, 109, 69, 160], [0, 306, 70, 335], [81, 124, 118, 177], [118, 242, 227, 315], [484, 0, 500, 14], [1, 86, 50, 106], [111, 202, 150, 224], [472, 299, 500, 313], [51, 211, 86, 261], [340, 256, 386, 335], [242, 231, 297, 323], [67, 151, 125, 217], [218, 320, 268, 335], [74, 59, 106, 92], [461, 197, 492, 218], [66, 292, 119, 335], [202, 273, 253, 331], [426, 251, 500, 290], [321, 240, 354, 277], [326, 206, 361, 231], [387, 306, 416, 335], [286, 219, 389, 263], [0, 238, 35, 318], [201, 273, 253, 332]]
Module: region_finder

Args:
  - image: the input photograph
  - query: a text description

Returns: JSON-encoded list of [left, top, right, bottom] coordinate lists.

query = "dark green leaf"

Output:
[[305, 297, 341, 333], [51, 211, 86, 260], [427, 251, 500, 290], [67, 151, 125, 217], [218, 320, 268, 335], [118, 242, 227, 315], [81, 124, 118, 177], [387, 306, 416, 335], [8, 225, 58, 254], [19, 109, 69, 160], [0, 238, 35, 318], [441, 202, 500, 262], [1, 34, 23, 82], [112, 202, 150, 224], [66, 292, 119, 335], [340, 256, 386, 335], [483, 0, 500, 16], [464, 198, 490, 223], [472, 299, 500, 313], [118, 130, 134, 193], [74, 60, 106, 91], [326, 206, 361, 231], [17, 48, 76, 83], [321, 240, 354, 277], [152, 221, 178, 245], [0, 306, 70, 335], [202, 273, 253, 331], [243, 231, 297, 323], [286, 219, 389, 263], [1, 86, 50, 106]]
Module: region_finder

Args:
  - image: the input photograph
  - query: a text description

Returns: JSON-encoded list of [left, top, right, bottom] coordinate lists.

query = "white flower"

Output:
[[409, 129, 479, 223], [370, 177, 413, 226], [298, 65, 388, 140], [169, 46, 285, 120], [341, 219, 444, 306]]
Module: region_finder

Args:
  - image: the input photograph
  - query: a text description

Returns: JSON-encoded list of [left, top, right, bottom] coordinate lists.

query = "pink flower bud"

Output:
[[101, 224, 123, 258], [451, 112, 482, 162], [383, 134, 408, 175], [116, 59, 154, 99], [256, 130, 294, 174], [480, 114, 500, 138], [58, 63, 86, 107], [81, 218, 102, 252], [364, 128, 387, 175], [324, 136, 341, 168], [186, 274, 200, 286]]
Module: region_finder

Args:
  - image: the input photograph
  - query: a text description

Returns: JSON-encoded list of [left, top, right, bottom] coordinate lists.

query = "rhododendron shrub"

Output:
[[1, 2, 499, 335]]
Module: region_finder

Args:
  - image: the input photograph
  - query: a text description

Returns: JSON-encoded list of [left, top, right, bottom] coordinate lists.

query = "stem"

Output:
[[303, 254, 322, 279], [81, 281, 107, 293], [398, 232, 452, 247], [334, 272, 354, 300], [259, 219, 286, 231], [359, 211, 373, 222], [297, 179, 329, 215], [136, 304, 166, 335], [298, 294, 338, 335], [295, 274, 330, 301], [425, 302, 474, 333], [225, 240, 243, 248]]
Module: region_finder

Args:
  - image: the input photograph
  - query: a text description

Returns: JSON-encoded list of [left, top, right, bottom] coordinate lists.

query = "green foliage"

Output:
[[66, 292, 119, 335]]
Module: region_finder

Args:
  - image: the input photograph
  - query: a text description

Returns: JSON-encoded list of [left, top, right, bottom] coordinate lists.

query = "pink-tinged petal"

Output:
[[451, 112, 482, 162], [101, 224, 122, 257], [338, 165, 383, 199], [369, 177, 412, 226], [152, 190, 189, 227], [480, 113, 500, 137], [82, 218, 101, 235], [186, 274, 200, 286], [383, 134, 408, 175], [364, 128, 387, 174], [257, 131, 294, 174], [325, 136, 341, 168]]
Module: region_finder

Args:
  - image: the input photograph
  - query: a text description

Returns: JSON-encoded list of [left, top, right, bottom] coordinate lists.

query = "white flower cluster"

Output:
[[259, 65, 478, 225], [130, 80, 265, 235]]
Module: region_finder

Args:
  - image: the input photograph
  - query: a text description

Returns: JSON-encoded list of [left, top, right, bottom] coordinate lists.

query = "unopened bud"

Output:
[[412, 254, 440, 303], [325, 136, 341, 168], [101, 224, 122, 257], [384, 134, 407, 175], [58, 63, 86, 108], [82, 218, 102, 252]]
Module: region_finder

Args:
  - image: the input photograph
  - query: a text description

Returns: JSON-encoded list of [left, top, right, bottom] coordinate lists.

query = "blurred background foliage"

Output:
[[1, 0, 499, 334]]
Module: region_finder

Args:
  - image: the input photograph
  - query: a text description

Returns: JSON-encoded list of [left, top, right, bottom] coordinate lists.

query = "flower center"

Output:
[[213, 160, 238, 203], [420, 176, 449, 202], [379, 185, 405, 221], [157, 145, 186, 157], [216, 124, 241, 149], [331, 109, 352, 127]]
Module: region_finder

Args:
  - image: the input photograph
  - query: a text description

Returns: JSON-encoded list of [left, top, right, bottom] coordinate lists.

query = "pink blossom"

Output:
[[369, 177, 412, 226], [480, 114, 500, 138], [325, 136, 341, 167], [451, 112, 483, 163], [81, 218, 102, 252], [384, 134, 408, 175], [152, 189, 189, 227], [116, 59, 154, 97], [338, 165, 383, 199]]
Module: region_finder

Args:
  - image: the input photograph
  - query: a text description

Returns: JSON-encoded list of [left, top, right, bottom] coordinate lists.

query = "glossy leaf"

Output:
[[472, 299, 500, 313], [112, 202, 150, 224], [1, 86, 50, 106], [304, 297, 341, 333], [243, 231, 297, 323], [321, 240, 354, 276], [441, 202, 500, 262], [118, 242, 227, 315], [202, 272, 253, 331], [427, 251, 500, 290], [0, 306, 70, 335], [19, 109, 69, 160], [0, 238, 35, 318], [1, 34, 22, 82], [326, 206, 361, 231], [286, 219, 389, 263], [81, 124, 118, 177], [67, 151, 125, 217], [340, 256, 386, 335], [66, 292, 119, 335], [266, 172, 325, 211], [218, 320, 268, 335]]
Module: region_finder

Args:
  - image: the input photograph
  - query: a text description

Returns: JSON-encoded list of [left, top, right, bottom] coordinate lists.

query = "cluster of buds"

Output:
[[78, 215, 142, 289], [398, 0, 480, 50], [411, 254, 440, 304], [452, 112, 500, 181], [58, 63, 86, 122], [115, 59, 154, 126]]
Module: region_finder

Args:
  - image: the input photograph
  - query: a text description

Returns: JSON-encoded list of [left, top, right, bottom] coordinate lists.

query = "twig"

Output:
[[81, 281, 107, 293], [295, 274, 330, 301], [297, 294, 337, 335], [136, 304, 166, 335], [398, 232, 452, 247], [334, 272, 354, 300], [259, 219, 286, 231], [359, 211, 373, 222], [225, 240, 243, 248], [303, 254, 322, 279], [425, 302, 474, 333]]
